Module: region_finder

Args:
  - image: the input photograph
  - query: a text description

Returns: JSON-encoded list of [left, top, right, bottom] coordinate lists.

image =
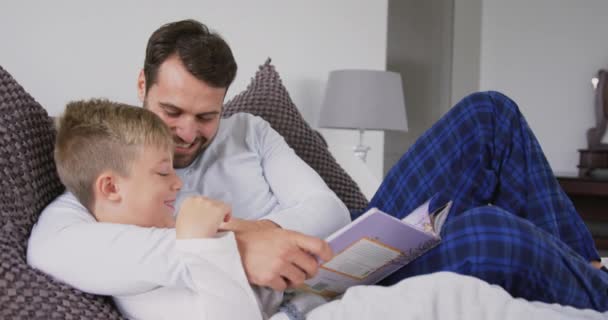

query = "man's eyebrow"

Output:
[[159, 102, 182, 111], [158, 102, 220, 117]]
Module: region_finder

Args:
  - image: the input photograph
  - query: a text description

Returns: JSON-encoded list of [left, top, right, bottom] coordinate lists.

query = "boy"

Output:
[[54, 99, 295, 319]]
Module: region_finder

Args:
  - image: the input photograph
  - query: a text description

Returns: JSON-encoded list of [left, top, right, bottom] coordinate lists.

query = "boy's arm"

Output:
[[173, 198, 267, 319], [27, 192, 196, 296], [173, 233, 264, 320]]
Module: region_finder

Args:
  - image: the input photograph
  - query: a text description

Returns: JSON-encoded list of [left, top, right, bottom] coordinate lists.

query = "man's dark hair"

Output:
[[143, 19, 237, 92]]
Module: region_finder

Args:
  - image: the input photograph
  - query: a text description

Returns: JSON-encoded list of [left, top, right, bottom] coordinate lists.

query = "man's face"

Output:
[[138, 55, 227, 168]]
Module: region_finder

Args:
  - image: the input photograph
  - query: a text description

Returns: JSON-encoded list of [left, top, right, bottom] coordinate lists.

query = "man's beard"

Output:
[[172, 122, 220, 168], [173, 136, 207, 168]]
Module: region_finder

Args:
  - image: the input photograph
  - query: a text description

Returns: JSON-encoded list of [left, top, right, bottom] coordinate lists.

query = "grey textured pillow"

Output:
[[223, 59, 368, 211], [0, 65, 125, 319]]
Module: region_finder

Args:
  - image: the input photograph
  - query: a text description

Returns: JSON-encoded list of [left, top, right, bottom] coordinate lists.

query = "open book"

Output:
[[302, 197, 452, 298]]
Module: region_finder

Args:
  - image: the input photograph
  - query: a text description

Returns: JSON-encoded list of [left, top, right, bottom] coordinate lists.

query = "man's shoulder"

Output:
[[221, 112, 269, 129], [219, 112, 274, 143]]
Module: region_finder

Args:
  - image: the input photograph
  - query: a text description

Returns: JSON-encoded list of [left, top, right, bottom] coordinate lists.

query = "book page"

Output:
[[401, 199, 433, 232], [432, 201, 452, 233], [322, 238, 402, 280]]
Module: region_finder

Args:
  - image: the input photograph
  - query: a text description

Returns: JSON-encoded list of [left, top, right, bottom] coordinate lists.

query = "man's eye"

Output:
[[157, 172, 169, 177], [165, 111, 180, 117], [197, 116, 215, 122]]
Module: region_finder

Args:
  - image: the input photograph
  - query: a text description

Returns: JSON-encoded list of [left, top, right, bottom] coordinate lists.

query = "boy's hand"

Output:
[[176, 196, 231, 239]]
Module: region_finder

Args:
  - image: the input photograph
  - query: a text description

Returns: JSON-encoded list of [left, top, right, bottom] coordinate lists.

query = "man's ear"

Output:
[[95, 171, 122, 202], [137, 69, 146, 103]]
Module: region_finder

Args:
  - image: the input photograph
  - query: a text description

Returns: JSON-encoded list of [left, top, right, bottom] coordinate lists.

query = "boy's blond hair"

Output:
[[54, 99, 173, 211]]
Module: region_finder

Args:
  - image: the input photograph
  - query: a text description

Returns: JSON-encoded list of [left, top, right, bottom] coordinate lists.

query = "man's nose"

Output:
[[175, 118, 199, 143]]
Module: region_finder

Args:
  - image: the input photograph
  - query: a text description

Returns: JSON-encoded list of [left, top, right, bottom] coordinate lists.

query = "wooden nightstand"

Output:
[[557, 175, 608, 250]]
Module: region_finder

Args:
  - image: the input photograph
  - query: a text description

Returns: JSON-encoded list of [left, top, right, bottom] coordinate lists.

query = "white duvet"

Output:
[[299, 272, 607, 320]]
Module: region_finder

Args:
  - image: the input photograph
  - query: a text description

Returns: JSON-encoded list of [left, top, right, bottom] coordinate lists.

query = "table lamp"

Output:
[[318, 69, 408, 162]]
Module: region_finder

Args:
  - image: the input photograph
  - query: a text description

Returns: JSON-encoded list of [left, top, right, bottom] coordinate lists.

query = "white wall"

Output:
[[451, 0, 481, 106], [384, 0, 454, 175], [479, 0, 608, 173], [0, 0, 388, 179]]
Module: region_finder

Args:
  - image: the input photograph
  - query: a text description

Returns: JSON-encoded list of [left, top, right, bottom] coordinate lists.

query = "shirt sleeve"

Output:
[[174, 233, 265, 320], [252, 118, 351, 239], [27, 192, 196, 296], [109, 233, 276, 320]]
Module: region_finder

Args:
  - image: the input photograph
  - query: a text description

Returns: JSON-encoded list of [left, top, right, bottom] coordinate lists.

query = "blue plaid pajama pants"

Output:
[[366, 91, 608, 311]]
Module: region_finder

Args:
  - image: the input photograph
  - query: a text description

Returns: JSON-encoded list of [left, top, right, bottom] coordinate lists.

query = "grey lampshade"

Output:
[[318, 69, 408, 131]]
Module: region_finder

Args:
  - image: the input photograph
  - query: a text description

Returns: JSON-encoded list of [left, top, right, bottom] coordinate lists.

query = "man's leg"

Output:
[[367, 91, 599, 261], [379, 206, 608, 311]]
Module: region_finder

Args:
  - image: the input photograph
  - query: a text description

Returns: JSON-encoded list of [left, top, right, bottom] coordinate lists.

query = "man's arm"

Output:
[[223, 117, 351, 238], [27, 192, 195, 295], [222, 117, 350, 290], [257, 119, 351, 238]]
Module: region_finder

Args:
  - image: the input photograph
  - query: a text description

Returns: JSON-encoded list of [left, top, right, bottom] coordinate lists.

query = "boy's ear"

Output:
[[137, 69, 146, 103], [95, 171, 122, 202]]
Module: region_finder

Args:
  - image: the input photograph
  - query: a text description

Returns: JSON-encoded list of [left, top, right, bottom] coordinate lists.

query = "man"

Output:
[[28, 19, 608, 311], [136, 19, 350, 291]]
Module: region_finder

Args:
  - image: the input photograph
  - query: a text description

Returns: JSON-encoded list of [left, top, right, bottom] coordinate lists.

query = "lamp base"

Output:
[[353, 129, 371, 162], [353, 144, 371, 162]]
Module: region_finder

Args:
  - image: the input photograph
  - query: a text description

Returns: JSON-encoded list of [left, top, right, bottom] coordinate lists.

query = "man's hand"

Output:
[[176, 196, 232, 239], [235, 228, 333, 291]]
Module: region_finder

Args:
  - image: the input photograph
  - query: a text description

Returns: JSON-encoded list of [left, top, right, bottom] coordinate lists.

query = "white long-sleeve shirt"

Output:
[[113, 232, 326, 320], [27, 113, 350, 296], [114, 232, 280, 320]]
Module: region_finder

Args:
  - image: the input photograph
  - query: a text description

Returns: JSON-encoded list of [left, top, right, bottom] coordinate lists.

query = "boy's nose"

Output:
[[173, 175, 183, 191]]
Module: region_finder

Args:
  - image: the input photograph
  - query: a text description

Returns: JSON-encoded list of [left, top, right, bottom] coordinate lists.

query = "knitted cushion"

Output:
[[0, 65, 125, 319], [223, 59, 368, 211]]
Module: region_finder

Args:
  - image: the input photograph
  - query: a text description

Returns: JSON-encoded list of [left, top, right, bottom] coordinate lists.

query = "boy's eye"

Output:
[[157, 172, 169, 177]]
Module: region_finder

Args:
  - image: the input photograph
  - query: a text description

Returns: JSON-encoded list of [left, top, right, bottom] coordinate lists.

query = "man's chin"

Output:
[[173, 154, 196, 168], [173, 147, 206, 168]]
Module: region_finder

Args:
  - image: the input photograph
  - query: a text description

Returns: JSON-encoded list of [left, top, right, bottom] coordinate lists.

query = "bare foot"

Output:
[[590, 260, 604, 269]]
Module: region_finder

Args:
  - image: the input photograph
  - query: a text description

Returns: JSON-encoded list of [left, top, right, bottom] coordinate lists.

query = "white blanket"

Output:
[[298, 272, 607, 320]]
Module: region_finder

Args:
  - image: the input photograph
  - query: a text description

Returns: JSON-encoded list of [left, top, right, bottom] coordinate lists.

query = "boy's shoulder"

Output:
[[36, 191, 96, 226]]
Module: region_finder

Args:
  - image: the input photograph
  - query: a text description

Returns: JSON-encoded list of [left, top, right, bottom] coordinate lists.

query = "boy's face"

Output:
[[115, 145, 182, 228], [138, 55, 226, 169]]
